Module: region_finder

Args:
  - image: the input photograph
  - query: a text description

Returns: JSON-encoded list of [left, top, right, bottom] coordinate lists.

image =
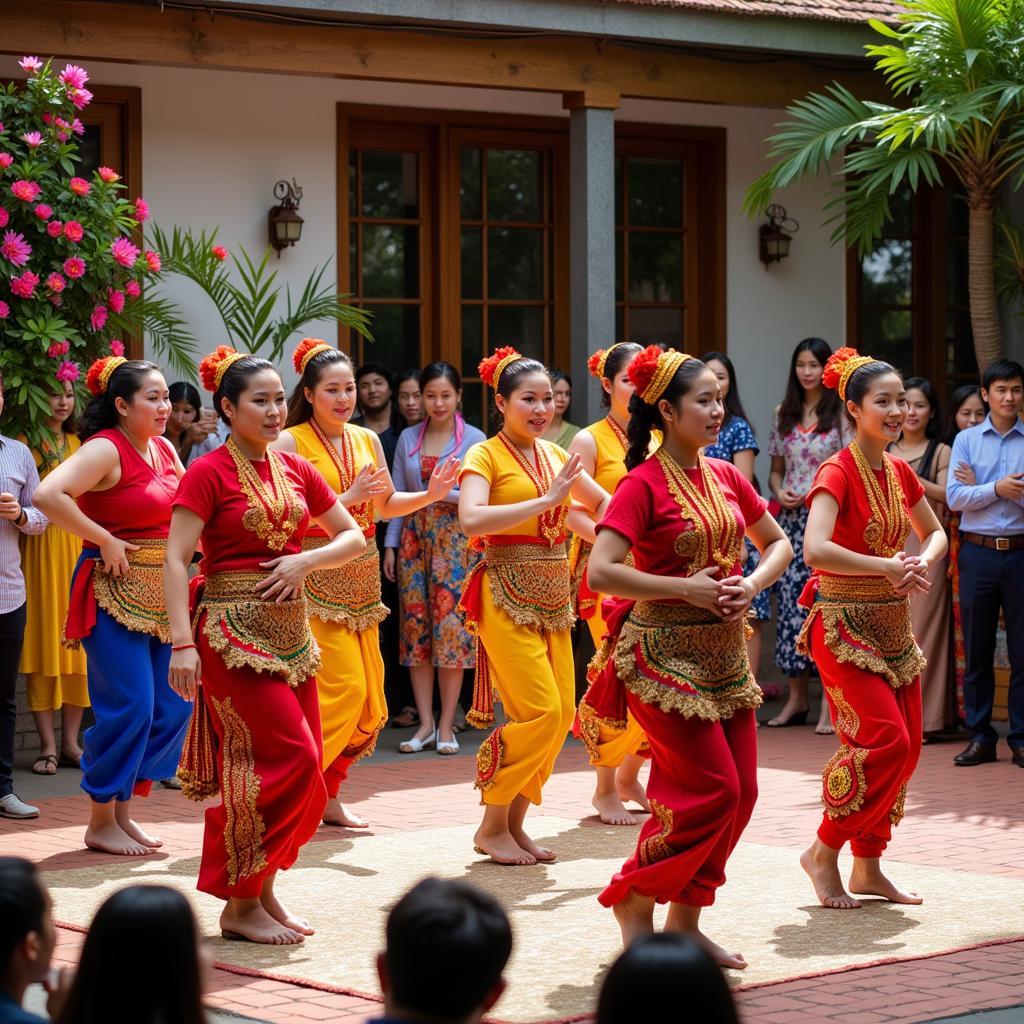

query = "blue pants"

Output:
[[958, 541, 1024, 750], [80, 607, 190, 803]]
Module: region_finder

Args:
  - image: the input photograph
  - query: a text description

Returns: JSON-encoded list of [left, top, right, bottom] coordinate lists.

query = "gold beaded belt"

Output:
[[301, 534, 389, 631], [91, 537, 171, 642], [482, 540, 574, 632]]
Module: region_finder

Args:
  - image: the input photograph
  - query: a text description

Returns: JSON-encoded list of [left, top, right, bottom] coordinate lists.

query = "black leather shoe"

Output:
[[954, 742, 997, 766], [1011, 747, 1024, 769]]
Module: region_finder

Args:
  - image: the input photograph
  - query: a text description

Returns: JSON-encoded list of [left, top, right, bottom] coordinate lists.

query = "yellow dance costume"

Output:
[[19, 435, 88, 711], [287, 420, 388, 797], [459, 435, 576, 806]]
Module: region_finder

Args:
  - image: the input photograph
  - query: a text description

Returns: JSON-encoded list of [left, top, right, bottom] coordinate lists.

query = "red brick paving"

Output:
[[4, 728, 1022, 1023]]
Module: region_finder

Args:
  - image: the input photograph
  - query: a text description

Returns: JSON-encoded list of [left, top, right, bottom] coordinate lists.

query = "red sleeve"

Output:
[[597, 467, 652, 546], [288, 453, 338, 519], [172, 455, 220, 521], [710, 459, 768, 528], [805, 458, 847, 509], [893, 456, 926, 507]]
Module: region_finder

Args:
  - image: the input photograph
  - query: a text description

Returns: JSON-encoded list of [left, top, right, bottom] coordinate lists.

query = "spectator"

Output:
[[55, 886, 207, 1024], [372, 878, 512, 1024], [354, 363, 399, 468], [890, 377, 954, 739], [18, 381, 88, 777], [0, 372, 47, 821], [943, 385, 987, 720], [541, 370, 581, 449], [164, 382, 221, 467], [384, 363, 485, 755], [766, 337, 849, 732], [946, 359, 1024, 769], [0, 858, 66, 1024], [393, 369, 425, 432], [596, 933, 740, 1024]]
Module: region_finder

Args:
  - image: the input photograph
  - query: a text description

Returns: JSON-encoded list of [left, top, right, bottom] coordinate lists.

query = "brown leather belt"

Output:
[[961, 531, 1024, 552]]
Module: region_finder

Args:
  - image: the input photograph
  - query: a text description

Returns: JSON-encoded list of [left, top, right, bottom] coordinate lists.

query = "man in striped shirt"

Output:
[[0, 373, 47, 820]]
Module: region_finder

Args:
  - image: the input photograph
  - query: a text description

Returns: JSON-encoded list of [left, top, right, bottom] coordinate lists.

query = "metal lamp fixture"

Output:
[[268, 179, 304, 256], [759, 204, 799, 267]]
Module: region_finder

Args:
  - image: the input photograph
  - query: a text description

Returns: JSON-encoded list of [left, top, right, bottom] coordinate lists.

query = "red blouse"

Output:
[[597, 455, 767, 581], [76, 428, 178, 540], [173, 445, 337, 574]]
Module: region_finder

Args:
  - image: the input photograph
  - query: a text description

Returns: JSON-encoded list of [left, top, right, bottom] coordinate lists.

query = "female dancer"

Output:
[[586, 347, 791, 962], [569, 342, 650, 826], [798, 348, 946, 910], [165, 346, 365, 945], [542, 370, 581, 449], [767, 337, 849, 731], [889, 377, 953, 738], [34, 358, 190, 855], [20, 379, 88, 775], [459, 346, 609, 865], [273, 340, 459, 826], [384, 362, 485, 755], [943, 386, 985, 720]]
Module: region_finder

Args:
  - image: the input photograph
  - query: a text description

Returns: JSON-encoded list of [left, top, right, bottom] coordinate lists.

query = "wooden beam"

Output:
[[0, 0, 891, 108]]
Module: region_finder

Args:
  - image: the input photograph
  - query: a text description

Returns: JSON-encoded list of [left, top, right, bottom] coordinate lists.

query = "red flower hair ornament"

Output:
[[588, 342, 627, 381], [627, 345, 692, 406], [292, 337, 333, 376], [478, 346, 525, 391], [199, 344, 247, 394], [85, 355, 127, 397], [823, 346, 874, 401]]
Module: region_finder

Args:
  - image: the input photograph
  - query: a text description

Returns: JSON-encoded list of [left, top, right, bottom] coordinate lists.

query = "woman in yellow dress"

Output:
[[272, 339, 459, 829], [459, 346, 609, 865], [19, 378, 89, 775]]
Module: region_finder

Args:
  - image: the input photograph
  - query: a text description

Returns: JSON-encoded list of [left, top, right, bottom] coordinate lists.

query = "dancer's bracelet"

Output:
[[171, 642, 198, 652]]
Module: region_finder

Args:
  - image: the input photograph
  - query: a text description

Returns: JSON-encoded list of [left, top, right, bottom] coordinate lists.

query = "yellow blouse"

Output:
[[583, 417, 629, 495], [460, 434, 570, 539]]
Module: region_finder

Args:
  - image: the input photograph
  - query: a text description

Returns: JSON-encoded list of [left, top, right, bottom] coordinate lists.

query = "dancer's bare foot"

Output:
[[695, 931, 748, 970], [848, 858, 923, 905], [220, 900, 304, 945], [593, 792, 638, 826], [473, 827, 537, 866], [612, 891, 655, 947], [800, 842, 861, 909], [509, 822, 556, 862], [615, 777, 651, 814], [664, 902, 748, 969], [260, 885, 315, 935], [322, 797, 369, 828], [84, 822, 153, 856], [114, 805, 162, 847]]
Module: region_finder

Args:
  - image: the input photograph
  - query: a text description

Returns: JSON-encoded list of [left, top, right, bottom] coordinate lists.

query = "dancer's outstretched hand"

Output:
[[546, 453, 582, 507], [425, 455, 461, 501]]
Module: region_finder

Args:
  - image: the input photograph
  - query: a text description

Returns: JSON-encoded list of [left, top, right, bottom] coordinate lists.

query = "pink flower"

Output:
[[0, 124, 4, 134], [33, 203, 52, 221], [144, 249, 161, 273], [0, 231, 31, 267], [47, 341, 69, 358], [42, 114, 53, 127], [68, 177, 90, 197], [211, 245, 229, 262], [56, 132, 69, 144], [110, 339, 125, 356], [18, 57, 43, 74], [71, 119, 85, 136], [110, 238, 139, 268], [134, 197, 149, 223], [11, 180, 41, 202], [69, 88, 93, 110], [59, 64, 89, 90], [124, 279, 141, 298], [90, 305, 108, 331], [107, 289, 125, 313], [0, 301, 8, 318], [63, 257, 85, 279], [55, 361, 80, 384], [46, 273, 65, 293], [63, 221, 84, 243], [46, 220, 63, 237], [98, 166, 120, 183], [0, 208, 7, 229], [21, 132, 42, 149], [10, 271, 39, 298], [0, 154, 11, 170]]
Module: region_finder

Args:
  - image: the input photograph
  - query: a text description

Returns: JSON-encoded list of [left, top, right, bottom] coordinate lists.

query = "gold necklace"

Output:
[[497, 432, 568, 546], [309, 418, 374, 530], [657, 448, 740, 574], [606, 415, 628, 452], [227, 437, 303, 551], [849, 441, 910, 556]]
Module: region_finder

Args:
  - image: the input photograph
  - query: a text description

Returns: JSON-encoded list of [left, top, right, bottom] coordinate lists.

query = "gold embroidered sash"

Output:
[[91, 538, 171, 642], [613, 600, 761, 721], [484, 541, 574, 633], [198, 571, 320, 687], [302, 535, 389, 631], [797, 574, 924, 690]]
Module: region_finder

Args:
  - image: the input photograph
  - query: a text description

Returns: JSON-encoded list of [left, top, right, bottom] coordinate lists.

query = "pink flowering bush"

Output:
[[0, 57, 194, 444]]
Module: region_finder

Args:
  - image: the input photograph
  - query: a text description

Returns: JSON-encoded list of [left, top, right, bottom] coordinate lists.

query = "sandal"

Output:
[[59, 752, 81, 769], [390, 707, 420, 729], [32, 754, 59, 776], [399, 729, 437, 754]]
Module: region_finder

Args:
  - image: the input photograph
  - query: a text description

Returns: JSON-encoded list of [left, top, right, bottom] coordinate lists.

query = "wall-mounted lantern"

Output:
[[268, 179, 304, 256], [759, 203, 799, 268]]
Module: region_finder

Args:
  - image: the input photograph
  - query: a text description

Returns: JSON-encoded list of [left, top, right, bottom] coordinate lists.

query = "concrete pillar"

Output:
[[565, 92, 618, 425]]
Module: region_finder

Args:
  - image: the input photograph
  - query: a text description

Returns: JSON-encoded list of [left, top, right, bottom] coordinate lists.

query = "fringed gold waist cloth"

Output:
[[197, 571, 320, 687], [90, 538, 171, 642], [477, 539, 574, 634], [301, 534, 388, 632], [797, 574, 924, 690], [612, 600, 761, 722]]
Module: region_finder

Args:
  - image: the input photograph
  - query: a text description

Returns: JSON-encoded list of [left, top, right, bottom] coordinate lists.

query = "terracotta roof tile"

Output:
[[600, 0, 902, 24]]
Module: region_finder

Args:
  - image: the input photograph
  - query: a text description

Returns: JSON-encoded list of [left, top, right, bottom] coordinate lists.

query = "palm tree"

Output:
[[744, 0, 1024, 372]]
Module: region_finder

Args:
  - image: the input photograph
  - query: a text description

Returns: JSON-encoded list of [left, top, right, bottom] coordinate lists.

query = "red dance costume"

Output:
[[797, 445, 926, 858], [583, 452, 766, 908], [174, 442, 337, 899]]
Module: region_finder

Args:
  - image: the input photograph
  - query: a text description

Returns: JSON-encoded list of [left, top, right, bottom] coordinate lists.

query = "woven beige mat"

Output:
[[47, 817, 1024, 1023]]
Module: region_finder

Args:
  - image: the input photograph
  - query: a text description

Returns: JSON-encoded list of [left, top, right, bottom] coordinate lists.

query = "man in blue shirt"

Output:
[[946, 359, 1024, 768]]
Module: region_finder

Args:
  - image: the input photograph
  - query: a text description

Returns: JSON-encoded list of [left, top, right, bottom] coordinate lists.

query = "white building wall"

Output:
[[1, 58, 846, 470]]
